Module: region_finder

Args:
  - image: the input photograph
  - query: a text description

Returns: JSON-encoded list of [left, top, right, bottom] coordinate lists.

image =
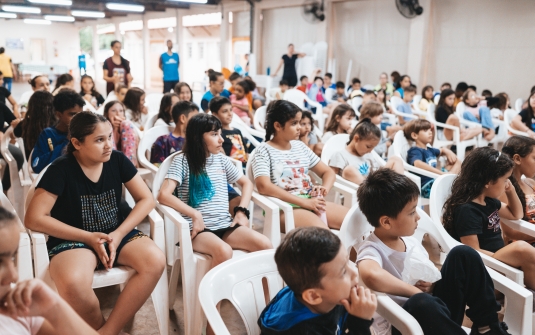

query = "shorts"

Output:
[[197, 224, 242, 240], [262, 194, 312, 217], [421, 179, 435, 199], [228, 184, 240, 201], [48, 229, 146, 268], [163, 80, 179, 93]]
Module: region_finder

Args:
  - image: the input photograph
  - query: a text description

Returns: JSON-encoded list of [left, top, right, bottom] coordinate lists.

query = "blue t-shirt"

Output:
[[407, 146, 441, 186], [396, 87, 404, 98], [161, 52, 180, 82], [398, 101, 413, 121], [201, 89, 231, 112], [32, 127, 69, 174]]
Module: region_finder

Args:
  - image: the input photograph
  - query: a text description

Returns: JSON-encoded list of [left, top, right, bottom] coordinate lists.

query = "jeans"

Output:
[[463, 106, 494, 130], [163, 80, 178, 93], [0, 144, 24, 191], [393, 245, 500, 335], [2, 77, 12, 91]]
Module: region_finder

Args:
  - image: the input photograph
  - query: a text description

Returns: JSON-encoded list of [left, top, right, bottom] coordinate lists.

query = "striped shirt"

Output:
[[167, 153, 242, 230], [251, 141, 320, 196]]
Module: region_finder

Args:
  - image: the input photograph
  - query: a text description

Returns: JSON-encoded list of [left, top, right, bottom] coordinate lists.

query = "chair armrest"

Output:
[[18, 232, 33, 280], [501, 218, 535, 238], [507, 125, 529, 137], [382, 113, 397, 125], [148, 209, 165, 253], [264, 196, 295, 233], [394, 111, 419, 120], [331, 181, 357, 208], [376, 293, 424, 335], [479, 252, 524, 284], [459, 119, 481, 128], [229, 158, 244, 174], [432, 120, 460, 131], [402, 162, 440, 180], [412, 110, 428, 118], [30, 232, 50, 280], [251, 192, 281, 247]]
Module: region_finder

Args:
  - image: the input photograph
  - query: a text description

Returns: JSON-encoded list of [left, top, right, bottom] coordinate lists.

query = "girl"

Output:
[[251, 100, 350, 230], [123, 87, 148, 130], [299, 111, 323, 156], [462, 89, 495, 141], [501, 136, 535, 244], [174, 82, 193, 102], [103, 100, 139, 167], [488, 92, 508, 120], [111, 83, 128, 103], [230, 80, 253, 126], [391, 71, 401, 90], [51, 74, 74, 96], [376, 88, 389, 114], [511, 91, 535, 139], [25, 111, 165, 335], [200, 71, 230, 112], [321, 104, 356, 143], [435, 89, 482, 141], [393, 75, 411, 98], [329, 118, 404, 185], [443, 147, 535, 290], [80, 75, 104, 108], [14, 90, 56, 159], [419, 85, 434, 111], [155, 92, 179, 127], [157, 114, 271, 335]]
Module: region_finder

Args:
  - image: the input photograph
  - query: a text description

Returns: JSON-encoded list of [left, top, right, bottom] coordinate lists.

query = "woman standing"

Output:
[[103, 40, 132, 95], [271, 44, 306, 88]]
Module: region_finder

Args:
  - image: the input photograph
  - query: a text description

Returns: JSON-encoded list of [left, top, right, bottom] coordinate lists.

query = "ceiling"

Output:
[[0, 0, 221, 21]]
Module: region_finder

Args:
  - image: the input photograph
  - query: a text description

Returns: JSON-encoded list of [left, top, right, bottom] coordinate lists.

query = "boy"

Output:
[[258, 227, 377, 334], [32, 89, 84, 173], [297, 75, 308, 93], [358, 91, 377, 112], [0, 207, 98, 335], [360, 102, 398, 156], [396, 85, 416, 125], [332, 81, 347, 102], [275, 80, 289, 100], [404, 119, 460, 198], [0, 71, 20, 118], [357, 169, 510, 335], [209, 96, 248, 165], [323, 73, 336, 90], [150, 100, 198, 166], [349, 78, 363, 99]]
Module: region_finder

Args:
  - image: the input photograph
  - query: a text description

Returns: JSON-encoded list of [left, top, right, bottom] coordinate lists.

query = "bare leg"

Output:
[[386, 124, 403, 139], [222, 225, 273, 251], [444, 114, 460, 141], [312, 142, 324, 156], [280, 208, 328, 233], [445, 158, 462, 174], [483, 128, 495, 141], [384, 156, 405, 174], [325, 201, 349, 230], [493, 241, 535, 290]]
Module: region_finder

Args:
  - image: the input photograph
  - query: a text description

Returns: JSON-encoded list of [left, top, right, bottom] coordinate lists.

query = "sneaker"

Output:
[[470, 322, 511, 335]]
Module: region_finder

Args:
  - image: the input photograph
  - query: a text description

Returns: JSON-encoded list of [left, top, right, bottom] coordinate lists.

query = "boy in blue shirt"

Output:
[[159, 40, 179, 93], [396, 85, 416, 125], [404, 119, 461, 198], [32, 89, 84, 173]]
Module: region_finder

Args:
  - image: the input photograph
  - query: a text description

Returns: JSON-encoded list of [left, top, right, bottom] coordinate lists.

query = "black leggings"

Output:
[[393, 245, 500, 335], [1, 144, 24, 191]]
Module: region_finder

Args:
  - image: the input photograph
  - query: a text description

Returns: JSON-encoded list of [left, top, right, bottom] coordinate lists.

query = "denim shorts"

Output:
[[48, 229, 146, 268]]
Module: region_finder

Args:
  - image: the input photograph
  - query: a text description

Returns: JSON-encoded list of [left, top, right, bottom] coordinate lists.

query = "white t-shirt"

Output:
[[321, 131, 335, 143], [251, 141, 320, 196], [167, 153, 242, 230], [154, 118, 175, 127], [0, 315, 44, 335], [329, 147, 382, 177], [126, 109, 148, 129]]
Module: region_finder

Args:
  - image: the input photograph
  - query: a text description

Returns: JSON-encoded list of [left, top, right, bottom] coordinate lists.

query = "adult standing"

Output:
[[374, 72, 394, 96], [0, 47, 17, 91], [159, 40, 180, 93], [271, 44, 306, 88], [103, 40, 132, 95]]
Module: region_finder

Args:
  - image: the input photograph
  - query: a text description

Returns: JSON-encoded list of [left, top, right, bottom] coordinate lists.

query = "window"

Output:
[[187, 43, 192, 59], [198, 42, 204, 59]]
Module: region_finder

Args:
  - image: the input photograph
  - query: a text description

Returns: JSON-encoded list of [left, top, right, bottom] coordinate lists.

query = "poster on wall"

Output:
[[6, 38, 24, 50]]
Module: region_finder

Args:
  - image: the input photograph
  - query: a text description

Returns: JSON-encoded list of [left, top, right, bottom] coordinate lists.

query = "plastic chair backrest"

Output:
[[515, 98, 524, 112], [351, 96, 363, 112], [145, 93, 164, 115], [283, 89, 307, 109], [412, 95, 422, 110], [325, 88, 335, 101], [24, 165, 49, 216], [19, 91, 33, 106], [253, 106, 267, 131], [320, 133, 349, 164], [137, 125, 174, 173], [144, 113, 160, 131], [83, 101, 98, 113], [504, 108, 519, 128], [152, 151, 181, 199], [337, 203, 374, 253], [455, 101, 466, 118], [429, 174, 457, 225], [230, 117, 262, 148], [390, 96, 402, 112], [434, 94, 440, 105], [192, 91, 203, 107], [266, 87, 280, 103], [427, 103, 436, 122], [392, 130, 411, 161]]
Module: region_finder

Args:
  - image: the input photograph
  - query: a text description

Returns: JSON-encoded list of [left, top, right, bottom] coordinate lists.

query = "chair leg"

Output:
[[164, 217, 176, 266], [151, 266, 169, 335], [168, 259, 180, 310]]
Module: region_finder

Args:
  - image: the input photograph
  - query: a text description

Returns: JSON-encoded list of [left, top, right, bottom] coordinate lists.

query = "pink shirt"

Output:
[[0, 314, 44, 335], [230, 94, 249, 118], [465, 100, 487, 118]]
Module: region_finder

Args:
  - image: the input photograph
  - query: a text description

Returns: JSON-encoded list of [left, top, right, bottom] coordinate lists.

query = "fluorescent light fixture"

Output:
[[28, 0, 72, 6], [71, 10, 105, 18], [24, 18, 51, 24], [0, 12, 17, 18], [106, 3, 144, 12], [2, 5, 41, 13], [168, 0, 208, 3], [44, 15, 75, 22]]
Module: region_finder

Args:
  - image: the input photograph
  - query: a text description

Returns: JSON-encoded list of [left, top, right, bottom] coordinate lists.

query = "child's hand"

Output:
[[443, 149, 457, 165], [415, 280, 433, 294], [0, 279, 59, 318], [341, 286, 377, 321], [232, 211, 249, 228], [84, 232, 113, 266], [504, 179, 514, 193], [303, 196, 326, 215], [310, 185, 328, 197], [112, 115, 125, 128], [191, 211, 206, 239]]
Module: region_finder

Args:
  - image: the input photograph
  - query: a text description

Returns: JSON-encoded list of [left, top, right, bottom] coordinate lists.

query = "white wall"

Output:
[[0, 19, 80, 70]]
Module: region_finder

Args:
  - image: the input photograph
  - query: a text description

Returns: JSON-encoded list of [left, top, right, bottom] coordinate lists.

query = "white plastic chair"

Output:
[[144, 113, 160, 131], [324, 87, 336, 104], [19, 90, 33, 107], [230, 115, 262, 148], [265, 87, 281, 105], [153, 152, 280, 335], [516, 98, 525, 112], [27, 149, 37, 181], [283, 89, 326, 132], [252, 105, 267, 133], [455, 102, 506, 148], [504, 109, 529, 137], [24, 166, 170, 335], [145, 93, 164, 115], [83, 100, 98, 113], [434, 94, 440, 105], [390, 96, 419, 122], [351, 96, 363, 116]]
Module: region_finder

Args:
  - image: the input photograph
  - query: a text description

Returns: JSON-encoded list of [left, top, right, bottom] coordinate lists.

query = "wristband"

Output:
[[233, 206, 250, 220]]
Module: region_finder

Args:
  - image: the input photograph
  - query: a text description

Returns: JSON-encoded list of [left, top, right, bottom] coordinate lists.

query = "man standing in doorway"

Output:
[[0, 47, 17, 91], [159, 40, 179, 93]]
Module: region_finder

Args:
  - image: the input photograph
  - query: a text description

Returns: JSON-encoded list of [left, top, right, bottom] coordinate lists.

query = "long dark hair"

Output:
[[174, 82, 193, 102], [264, 100, 301, 141], [158, 93, 178, 125], [436, 88, 455, 118], [67, 112, 108, 154], [348, 118, 381, 145], [421, 85, 434, 102], [325, 104, 356, 133], [54, 73, 73, 91], [80, 75, 102, 99], [502, 136, 535, 220], [21, 90, 55, 155], [123, 87, 145, 123], [443, 147, 514, 233], [521, 91, 535, 127]]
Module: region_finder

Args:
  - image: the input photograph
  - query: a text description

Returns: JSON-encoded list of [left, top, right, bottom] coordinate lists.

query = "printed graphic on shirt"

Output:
[[426, 156, 437, 168], [487, 209, 500, 232], [358, 162, 370, 176], [226, 134, 247, 163], [113, 68, 125, 83], [526, 194, 535, 223], [81, 189, 118, 232], [274, 160, 313, 195]]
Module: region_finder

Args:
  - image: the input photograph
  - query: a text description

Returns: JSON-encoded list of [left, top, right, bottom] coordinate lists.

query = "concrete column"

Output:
[[142, 14, 150, 90], [406, 0, 432, 86], [176, 9, 184, 80], [92, 25, 100, 80], [114, 22, 121, 42], [252, 5, 262, 74], [220, 11, 229, 69]]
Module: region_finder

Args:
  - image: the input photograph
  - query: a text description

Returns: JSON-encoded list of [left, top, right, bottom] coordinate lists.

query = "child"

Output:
[[453, 82, 468, 108], [443, 146, 535, 291], [0, 71, 20, 118], [307, 75, 327, 107], [359, 101, 401, 155], [357, 169, 511, 335], [80, 75, 104, 108], [482, 89, 493, 98], [32, 89, 84, 173], [374, 72, 395, 96], [124, 87, 148, 130], [462, 89, 495, 141], [332, 81, 348, 102], [404, 119, 461, 198], [103, 100, 139, 166], [230, 80, 254, 126], [358, 91, 377, 111], [229, 72, 242, 87], [157, 114, 271, 334], [418, 85, 434, 111], [393, 75, 411, 99], [210, 96, 248, 165], [329, 118, 404, 185], [51, 73, 74, 96], [258, 227, 377, 334], [396, 85, 416, 125], [114, 83, 128, 103], [275, 80, 289, 100], [174, 82, 193, 102], [322, 104, 356, 143], [25, 111, 166, 335], [299, 110, 323, 156], [0, 207, 99, 335], [150, 101, 198, 166], [201, 70, 231, 112], [155, 92, 179, 127], [440, 82, 452, 91], [323, 72, 336, 90], [435, 89, 482, 141], [349, 78, 363, 99], [296, 75, 308, 94], [251, 100, 350, 230], [511, 91, 535, 139]]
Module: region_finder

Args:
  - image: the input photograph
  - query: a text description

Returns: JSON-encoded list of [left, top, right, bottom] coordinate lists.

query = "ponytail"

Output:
[[348, 118, 381, 145]]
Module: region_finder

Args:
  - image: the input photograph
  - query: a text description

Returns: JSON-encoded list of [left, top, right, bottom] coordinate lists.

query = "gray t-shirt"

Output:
[[329, 147, 382, 177], [307, 132, 318, 145]]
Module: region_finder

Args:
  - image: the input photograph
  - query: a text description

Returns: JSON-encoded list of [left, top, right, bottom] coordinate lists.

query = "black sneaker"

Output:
[[470, 322, 511, 335]]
